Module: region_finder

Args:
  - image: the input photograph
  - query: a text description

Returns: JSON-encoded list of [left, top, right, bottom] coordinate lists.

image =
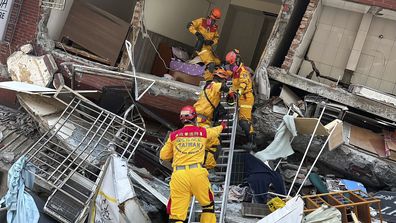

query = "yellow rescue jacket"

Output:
[[193, 81, 226, 120], [188, 18, 219, 45], [232, 63, 253, 95], [160, 124, 223, 167]]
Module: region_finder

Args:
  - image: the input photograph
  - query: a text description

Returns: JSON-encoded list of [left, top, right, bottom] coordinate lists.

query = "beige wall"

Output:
[[144, 0, 231, 46], [217, 5, 265, 66], [352, 16, 396, 95], [299, 6, 362, 84], [230, 0, 280, 14]]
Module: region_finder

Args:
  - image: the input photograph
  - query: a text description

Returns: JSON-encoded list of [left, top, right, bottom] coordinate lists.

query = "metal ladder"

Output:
[[188, 89, 239, 223]]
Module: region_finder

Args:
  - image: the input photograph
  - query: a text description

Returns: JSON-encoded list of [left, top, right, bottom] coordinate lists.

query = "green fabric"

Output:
[[309, 173, 328, 194]]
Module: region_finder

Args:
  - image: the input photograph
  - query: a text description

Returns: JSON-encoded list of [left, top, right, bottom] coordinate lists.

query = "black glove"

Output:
[[195, 32, 204, 41], [204, 40, 214, 45]]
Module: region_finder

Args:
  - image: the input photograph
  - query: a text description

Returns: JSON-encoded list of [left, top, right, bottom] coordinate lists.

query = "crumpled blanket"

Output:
[[255, 115, 297, 162], [228, 185, 249, 202], [0, 156, 39, 223]]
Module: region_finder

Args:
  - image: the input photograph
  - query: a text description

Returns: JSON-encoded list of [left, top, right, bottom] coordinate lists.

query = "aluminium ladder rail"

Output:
[[188, 89, 239, 223]]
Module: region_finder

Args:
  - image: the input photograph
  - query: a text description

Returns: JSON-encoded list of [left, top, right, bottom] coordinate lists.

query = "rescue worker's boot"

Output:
[[239, 120, 256, 151], [239, 120, 250, 138], [243, 133, 257, 152]]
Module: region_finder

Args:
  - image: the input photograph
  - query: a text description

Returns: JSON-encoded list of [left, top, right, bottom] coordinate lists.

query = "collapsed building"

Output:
[[0, 0, 395, 222]]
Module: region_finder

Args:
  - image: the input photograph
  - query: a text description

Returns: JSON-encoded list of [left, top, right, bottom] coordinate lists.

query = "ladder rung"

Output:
[[193, 210, 221, 214], [194, 200, 222, 204], [216, 164, 227, 167], [220, 133, 232, 136], [222, 149, 246, 153], [218, 119, 233, 122]]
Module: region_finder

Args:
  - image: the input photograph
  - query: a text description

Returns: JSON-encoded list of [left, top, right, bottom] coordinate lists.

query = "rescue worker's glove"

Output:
[[221, 121, 228, 130], [204, 40, 214, 46], [227, 91, 236, 98], [226, 92, 236, 106], [195, 32, 204, 41]]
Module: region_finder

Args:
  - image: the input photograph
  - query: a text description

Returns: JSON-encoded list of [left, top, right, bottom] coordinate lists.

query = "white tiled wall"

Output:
[[352, 16, 396, 95], [299, 6, 362, 85]]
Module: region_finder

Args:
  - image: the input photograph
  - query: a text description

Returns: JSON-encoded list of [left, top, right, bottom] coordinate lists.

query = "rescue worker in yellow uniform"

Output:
[[225, 49, 256, 150], [160, 105, 226, 223], [187, 8, 222, 80], [194, 68, 230, 126], [193, 68, 230, 169]]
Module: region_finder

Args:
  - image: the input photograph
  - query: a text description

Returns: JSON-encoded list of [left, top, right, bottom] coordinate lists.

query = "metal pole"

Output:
[[296, 122, 338, 195], [287, 104, 326, 197], [219, 96, 239, 223]]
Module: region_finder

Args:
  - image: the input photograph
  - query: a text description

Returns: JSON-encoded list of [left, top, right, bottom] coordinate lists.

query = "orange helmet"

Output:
[[180, 105, 197, 123], [225, 49, 240, 65], [210, 7, 222, 20], [213, 68, 228, 79]]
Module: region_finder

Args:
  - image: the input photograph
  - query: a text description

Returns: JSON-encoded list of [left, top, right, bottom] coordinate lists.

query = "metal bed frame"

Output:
[[23, 86, 146, 222]]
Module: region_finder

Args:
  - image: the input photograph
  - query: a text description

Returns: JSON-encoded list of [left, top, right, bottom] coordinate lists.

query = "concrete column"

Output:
[[46, 0, 75, 41], [346, 13, 373, 71]]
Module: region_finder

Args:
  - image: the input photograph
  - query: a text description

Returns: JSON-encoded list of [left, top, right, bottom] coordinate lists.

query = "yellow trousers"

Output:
[[239, 92, 254, 121], [239, 92, 254, 133], [198, 45, 221, 65], [204, 147, 217, 169], [167, 167, 216, 223]]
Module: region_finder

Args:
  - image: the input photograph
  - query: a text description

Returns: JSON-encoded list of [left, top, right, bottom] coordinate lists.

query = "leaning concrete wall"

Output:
[[256, 0, 296, 68]]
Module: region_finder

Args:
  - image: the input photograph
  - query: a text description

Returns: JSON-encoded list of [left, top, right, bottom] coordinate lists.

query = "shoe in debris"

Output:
[[208, 172, 224, 182]]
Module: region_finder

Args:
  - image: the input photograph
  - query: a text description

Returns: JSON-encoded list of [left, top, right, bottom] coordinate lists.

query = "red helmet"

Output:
[[180, 105, 197, 123], [210, 7, 222, 20], [225, 49, 240, 65]]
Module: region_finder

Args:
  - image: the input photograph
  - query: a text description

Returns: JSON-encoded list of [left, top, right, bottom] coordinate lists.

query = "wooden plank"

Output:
[[305, 197, 320, 210], [326, 194, 343, 206], [294, 118, 329, 135], [349, 125, 386, 157], [60, 0, 130, 66], [55, 42, 110, 65]]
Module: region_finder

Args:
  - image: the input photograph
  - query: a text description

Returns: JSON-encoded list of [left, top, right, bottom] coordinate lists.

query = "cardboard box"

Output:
[[169, 70, 204, 86], [294, 118, 344, 150]]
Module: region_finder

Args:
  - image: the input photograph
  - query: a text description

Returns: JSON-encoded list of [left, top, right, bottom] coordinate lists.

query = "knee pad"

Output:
[[202, 201, 215, 213], [169, 219, 184, 223], [202, 207, 215, 213]]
